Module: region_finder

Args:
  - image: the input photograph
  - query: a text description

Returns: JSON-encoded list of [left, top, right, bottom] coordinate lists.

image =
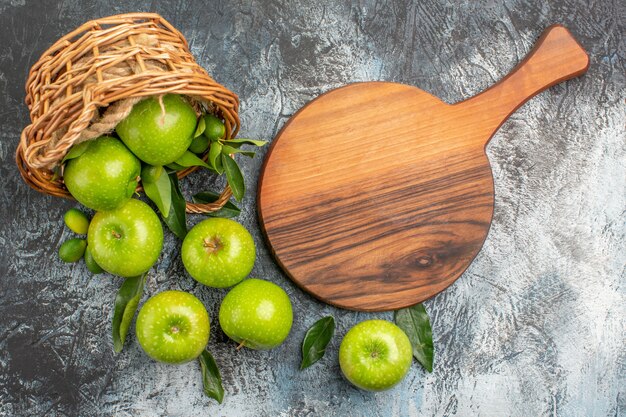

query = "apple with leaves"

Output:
[[188, 114, 227, 153]]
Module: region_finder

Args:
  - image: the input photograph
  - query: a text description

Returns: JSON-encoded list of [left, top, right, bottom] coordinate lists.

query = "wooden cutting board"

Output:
[[257, 25, 589, 312]]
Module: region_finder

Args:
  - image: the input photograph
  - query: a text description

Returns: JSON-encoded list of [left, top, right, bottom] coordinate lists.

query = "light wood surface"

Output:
[[258, 25, 589, 311]]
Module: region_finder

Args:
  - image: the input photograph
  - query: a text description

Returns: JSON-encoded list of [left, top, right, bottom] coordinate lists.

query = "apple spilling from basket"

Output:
[[51, 92, 434, 401], [14, 12, 436, 403]]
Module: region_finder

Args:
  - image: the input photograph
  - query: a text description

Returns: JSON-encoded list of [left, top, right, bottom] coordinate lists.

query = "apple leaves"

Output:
[[139, 112, 266, 239], [175, 110, 268, 204], [61, 140, 91, 163], [174, 151, 211, 169], [394, 304, 434, 372], [142, 167, 187, 239], [221, 154, 245, 201], [215, 139, 266, 201], [112, 273, 146, 353], [142, 167, 171, 217], [185, 111, 267, 201], [207, 142, 223, 174], [194, 115, 206, 138], [222, 138, 267, 147], [163, 172, 188, 239], [221, 145, 255, 158], [199, 350, 224, 403], [300, 316, 335, 370]]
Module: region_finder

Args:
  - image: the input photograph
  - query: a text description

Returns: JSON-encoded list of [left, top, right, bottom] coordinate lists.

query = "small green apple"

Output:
[[116, 94, 197, 166], [83, 246, 104, 274], [181, 218, 255, 288], [339, 320, 413, 391], [203, 114, 226, 140], [87, 199, 163, 277], [63, 208, 90, 234], [188, 136, 209, 154], [218, 278, 293, 350], [136, 290, 210, 364], [58, 238, 86, 263], [63, 136, 140, 211], [140, 164, 163, 183]]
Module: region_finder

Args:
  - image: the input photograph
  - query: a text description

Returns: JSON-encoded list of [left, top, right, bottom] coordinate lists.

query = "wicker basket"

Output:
[[15, 13, 240, 214]]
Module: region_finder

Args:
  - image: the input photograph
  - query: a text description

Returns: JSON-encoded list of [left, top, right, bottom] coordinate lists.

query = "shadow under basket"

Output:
[[15, 12, 239, 214]]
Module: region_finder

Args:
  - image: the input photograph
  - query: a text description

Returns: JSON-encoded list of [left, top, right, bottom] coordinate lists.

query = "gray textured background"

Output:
[[0, 0, 624, 416]]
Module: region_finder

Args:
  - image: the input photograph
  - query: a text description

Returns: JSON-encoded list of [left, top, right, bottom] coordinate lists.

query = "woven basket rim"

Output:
[[16, 12, 240, 214]]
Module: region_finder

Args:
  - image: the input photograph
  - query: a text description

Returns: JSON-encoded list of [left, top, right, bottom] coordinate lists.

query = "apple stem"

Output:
[[236, 340, 245, 350], [111, 230, 121, 239], [202, 237, 222, 253]]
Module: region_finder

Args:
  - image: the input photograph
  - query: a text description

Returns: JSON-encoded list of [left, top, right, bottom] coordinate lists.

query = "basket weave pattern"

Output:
[[16, 13, 239, 213]]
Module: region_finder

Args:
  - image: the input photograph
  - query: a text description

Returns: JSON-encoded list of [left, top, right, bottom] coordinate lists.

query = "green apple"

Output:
[[203, 114, 226, 140], [218, 278, 293, 350], [116, 94, 197, 166], [87, 199, 163, 277], [339, 320, 413, 391], [188, 136, 209, 154], [181, 218, 255, 288], [63, 136, 140, 211], [136, 290, 210, 364], [141, 164, 163, 183]]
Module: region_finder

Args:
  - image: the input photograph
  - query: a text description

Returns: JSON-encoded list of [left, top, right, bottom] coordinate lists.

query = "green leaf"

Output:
[[221, 145, 255, 158], [50, 166, 61, 182], [198, 350, 224, 404], [222, 138, 268, 147], [214, 154, 223, 173], [194, 115, 206, 138], [221, 154, 245, 201], [394, 304, 434, 372], [174, 151, 210, 169], [220, 141, 243, 149], [221, 145, 238, 155], [163, 173, 187, 239], [192, 191, 241, 218], [166, 162, 187, 171], [208, 142, 223, 173], [143, 168, 172, 217], [112, 274, 146, 353], [62, 141, 91, 163], [300, 316, 335, 370]]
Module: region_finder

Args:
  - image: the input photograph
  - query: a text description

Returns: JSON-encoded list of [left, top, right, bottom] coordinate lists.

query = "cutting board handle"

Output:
[[458, 25, 589, 143]]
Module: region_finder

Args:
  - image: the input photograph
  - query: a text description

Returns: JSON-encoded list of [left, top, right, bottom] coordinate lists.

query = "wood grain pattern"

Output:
[[258, 25, 589, 311]]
